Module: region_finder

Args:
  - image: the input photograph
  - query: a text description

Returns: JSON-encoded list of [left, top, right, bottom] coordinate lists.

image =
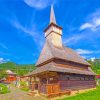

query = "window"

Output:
[[85, 77, 89, 80], [42, 78, 47, 84], [49, 78, 53, 81], [80, 77, 84, 80], [59, 75, 69, 80]]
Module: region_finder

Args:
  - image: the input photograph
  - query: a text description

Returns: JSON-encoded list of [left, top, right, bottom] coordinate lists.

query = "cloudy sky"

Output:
[[0, 0, 100, 64]]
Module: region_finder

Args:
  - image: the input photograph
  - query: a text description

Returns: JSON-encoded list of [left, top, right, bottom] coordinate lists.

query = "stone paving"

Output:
[[0, 86, 47, 100]]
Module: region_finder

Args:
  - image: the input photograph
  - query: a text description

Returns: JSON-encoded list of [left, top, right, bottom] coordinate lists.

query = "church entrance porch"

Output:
[[29, 71, 66, 97]]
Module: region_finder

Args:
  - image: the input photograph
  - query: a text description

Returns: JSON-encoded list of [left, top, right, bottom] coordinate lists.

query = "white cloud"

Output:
[[13, 20, 36, 37], [0, 43, 8, 50], [9, 16, 44, 48], [76, 49, 100, 55], [94, 18, 100, 26], [80, 9, 100, 31], [24, 0, 56, 10], [76, 49, 93, 54], [65, 9, 100, 46], [90, 57, 96, 62], [63, 34, 85, 45], [0, 58, 10, 64], [80, 17, 100, 31], [2, 8, 42, 44], [0, 58, 4, 63], [80, 23, 93, 30], [4, 10, 44, 50]]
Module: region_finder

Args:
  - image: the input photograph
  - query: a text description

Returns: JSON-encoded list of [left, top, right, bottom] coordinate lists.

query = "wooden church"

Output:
[[28, 6, 96, 96]]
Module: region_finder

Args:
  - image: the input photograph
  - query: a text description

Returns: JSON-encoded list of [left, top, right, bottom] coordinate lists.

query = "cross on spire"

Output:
[[50, 5, 56, 24]]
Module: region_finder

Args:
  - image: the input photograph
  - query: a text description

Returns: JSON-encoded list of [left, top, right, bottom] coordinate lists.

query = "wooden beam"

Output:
[[46, 72, 49, 84], [29, 76, 32, 84]]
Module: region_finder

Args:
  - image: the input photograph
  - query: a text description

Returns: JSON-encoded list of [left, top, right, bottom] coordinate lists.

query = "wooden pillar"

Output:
[[46, 72, 49, 94], [28, 76, 32, 89], [31, 75, 36, 91], [46, 72, 49, 84], [33, 75, 36, 90], [38, 74, 41, 94], [29, 76, 32, 84], [34, 75, 36, 82]]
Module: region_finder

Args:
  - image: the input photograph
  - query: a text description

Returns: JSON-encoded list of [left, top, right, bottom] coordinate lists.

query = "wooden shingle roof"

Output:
[[29, 62, 95, 76], [36, 41, 90, 66]]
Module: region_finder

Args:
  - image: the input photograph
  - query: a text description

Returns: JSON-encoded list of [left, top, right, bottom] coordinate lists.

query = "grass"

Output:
[[20, 81, 29, 92], [60, 86, 100, 100], [20, 87, 30, 92], [0, 83, 10, 94]]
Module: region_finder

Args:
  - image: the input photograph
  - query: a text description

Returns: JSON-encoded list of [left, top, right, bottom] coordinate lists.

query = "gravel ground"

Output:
[[0, 86, 47, 100]]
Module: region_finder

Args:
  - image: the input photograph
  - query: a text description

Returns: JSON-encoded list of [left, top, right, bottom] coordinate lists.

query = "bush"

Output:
[[20, 81, 28, 87], [97, 79, 100, 86], [0, 70, 7, 79], [20, 81, 29, 92], [0, 84, 10, 94]]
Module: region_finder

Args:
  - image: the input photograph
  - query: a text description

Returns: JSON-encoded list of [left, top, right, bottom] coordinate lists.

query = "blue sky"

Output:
[[0, 0, 100, 64]]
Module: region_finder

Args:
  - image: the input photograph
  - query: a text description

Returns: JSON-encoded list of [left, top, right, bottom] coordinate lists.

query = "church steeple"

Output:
[[44, 5, 62, 48], [50, 5, 56, 24]]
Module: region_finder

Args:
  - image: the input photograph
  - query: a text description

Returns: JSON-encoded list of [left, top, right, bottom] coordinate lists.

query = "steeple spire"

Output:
[[50, 5, 56, 24], [44, 5, 62, 47]]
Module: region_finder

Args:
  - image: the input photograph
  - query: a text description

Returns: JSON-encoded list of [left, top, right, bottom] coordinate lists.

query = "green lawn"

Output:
[[0, 83, 10, 94], [61, 86, 100, 100], [20, 87, 30, 92]]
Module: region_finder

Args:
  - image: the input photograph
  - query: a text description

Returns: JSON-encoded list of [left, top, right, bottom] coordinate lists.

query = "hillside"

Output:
[[0, 59, 100, 79], [87, 59, 100, 75], [0, 62, 36, 79]]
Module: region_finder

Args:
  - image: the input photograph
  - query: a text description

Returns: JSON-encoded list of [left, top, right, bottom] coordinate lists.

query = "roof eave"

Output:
[[44, 23, 62, 33], [36, 57, 90, 67]]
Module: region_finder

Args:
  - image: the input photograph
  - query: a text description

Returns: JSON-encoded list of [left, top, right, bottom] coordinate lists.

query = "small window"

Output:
[[85, 77, 89, 80], [49, 78, 53, 81], [80, 77, 84, 80]]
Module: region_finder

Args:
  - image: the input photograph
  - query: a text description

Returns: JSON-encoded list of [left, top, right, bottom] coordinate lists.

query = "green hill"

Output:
[[0, 62, 36, 79], [87, 59, 100, 75]]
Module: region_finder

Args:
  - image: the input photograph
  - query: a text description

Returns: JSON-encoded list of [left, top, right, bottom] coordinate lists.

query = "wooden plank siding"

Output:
[[39, 84, 47, 94], [58, 72, 96, 90], [30, 72, 96, 94], [59, 80, 96, 90], [54, 59, 89, 71]]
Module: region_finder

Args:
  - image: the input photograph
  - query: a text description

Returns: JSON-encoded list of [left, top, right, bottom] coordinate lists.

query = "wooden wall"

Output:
[[33, 72, 96, 94], [39, 84, 47, 94], [58, 73, 96, 90], [54, 59, 89, 71]]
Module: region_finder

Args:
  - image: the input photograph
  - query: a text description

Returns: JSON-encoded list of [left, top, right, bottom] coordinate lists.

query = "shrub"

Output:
[[20, 81, 28, 87], [0, 84, 10, 94], [20, 81, 29, 92]]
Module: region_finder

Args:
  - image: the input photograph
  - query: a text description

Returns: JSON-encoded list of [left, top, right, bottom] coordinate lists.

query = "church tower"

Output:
[[44, 5, 62, 48]]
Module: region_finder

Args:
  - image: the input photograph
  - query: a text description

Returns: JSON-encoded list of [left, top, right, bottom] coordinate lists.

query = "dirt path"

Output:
[[0, 86, 47, 100]]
